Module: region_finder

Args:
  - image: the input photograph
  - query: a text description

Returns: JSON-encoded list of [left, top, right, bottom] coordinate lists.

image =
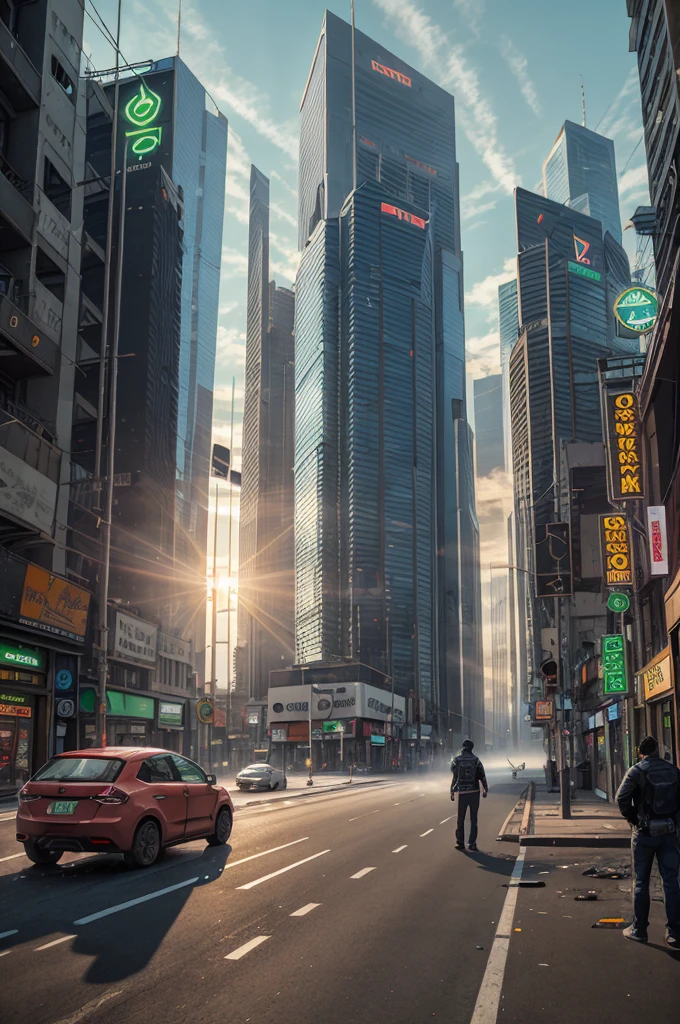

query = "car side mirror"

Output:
[[206, 773, 217, 786]]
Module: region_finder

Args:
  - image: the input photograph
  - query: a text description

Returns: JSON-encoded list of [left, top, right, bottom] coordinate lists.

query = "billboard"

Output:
[[535, 522, 572, 597], [0, 446, 57, 534], [602, 634, 628, 694], [267, 683, 406, 725], [19, 565, 90, 643], [112, 611, 158, 666], [115, 69, 175, 188], [600, 514, 634, 587], [603, 390, 643, 501], [647, 506, 669, 576]]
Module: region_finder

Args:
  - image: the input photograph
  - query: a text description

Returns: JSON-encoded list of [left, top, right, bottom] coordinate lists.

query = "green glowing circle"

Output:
[[613, 286, 658, 334], [607, 592, 631, 613], [124, 82, 162, 128]]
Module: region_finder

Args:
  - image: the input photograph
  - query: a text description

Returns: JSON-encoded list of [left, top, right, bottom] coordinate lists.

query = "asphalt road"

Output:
[[1, 769, 678, 1024]]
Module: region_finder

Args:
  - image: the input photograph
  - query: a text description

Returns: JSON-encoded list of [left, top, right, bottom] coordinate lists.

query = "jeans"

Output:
[[455, 791, 480, 846], [632, 830, 680, 937]]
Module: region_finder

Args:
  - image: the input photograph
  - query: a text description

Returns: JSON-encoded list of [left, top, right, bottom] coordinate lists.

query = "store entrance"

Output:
[[0, 707, 32, 797]]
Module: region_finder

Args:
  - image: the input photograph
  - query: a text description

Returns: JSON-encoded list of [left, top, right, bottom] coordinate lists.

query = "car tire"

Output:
[[24, 839, 62, 866], [124, 818, 161, 868], [271, 781, 280, 791], [207, 807, 233, 847]]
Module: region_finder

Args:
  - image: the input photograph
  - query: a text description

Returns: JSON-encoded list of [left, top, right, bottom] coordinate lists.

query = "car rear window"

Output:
[[242, 766, 271, 775], [33, 757, 125, 783]]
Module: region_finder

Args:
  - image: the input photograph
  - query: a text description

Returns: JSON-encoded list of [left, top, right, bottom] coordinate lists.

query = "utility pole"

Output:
[[209, 483, 219, 771], [226, 376, 235, 765]]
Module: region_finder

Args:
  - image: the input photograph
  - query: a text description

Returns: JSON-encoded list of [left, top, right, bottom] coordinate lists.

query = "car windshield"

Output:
[[32, 757, 125, 783]]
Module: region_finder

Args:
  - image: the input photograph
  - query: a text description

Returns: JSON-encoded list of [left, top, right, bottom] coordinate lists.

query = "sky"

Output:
[[83, 0, 650, 687]]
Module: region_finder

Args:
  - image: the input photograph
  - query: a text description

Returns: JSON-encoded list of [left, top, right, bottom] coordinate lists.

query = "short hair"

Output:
[[462, 739, 474, 751], [639, 736, 658, 756]]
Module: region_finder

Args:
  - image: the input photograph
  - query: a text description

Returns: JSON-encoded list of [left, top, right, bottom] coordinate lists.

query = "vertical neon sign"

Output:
[[124, 81, 163, 159]]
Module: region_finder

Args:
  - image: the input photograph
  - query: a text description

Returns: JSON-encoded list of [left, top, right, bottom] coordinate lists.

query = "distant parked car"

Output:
[[15, 748, 234, 868], [235, 763, 287, 791]]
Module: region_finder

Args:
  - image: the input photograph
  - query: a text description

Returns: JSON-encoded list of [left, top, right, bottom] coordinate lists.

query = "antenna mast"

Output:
[[580, 73, 586, 127]]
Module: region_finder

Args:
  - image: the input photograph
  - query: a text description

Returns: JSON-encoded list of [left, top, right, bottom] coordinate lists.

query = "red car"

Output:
[[16, 748, 234, 868]]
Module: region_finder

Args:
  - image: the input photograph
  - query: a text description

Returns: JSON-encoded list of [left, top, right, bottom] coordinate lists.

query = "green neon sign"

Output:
[[567, 260, 601, 282], [613, 286, 658, 334], [0, 643, 44, 671], [602, 634, 627, 694], [607, 592, 630, 614], [123, 81, 163, 160]]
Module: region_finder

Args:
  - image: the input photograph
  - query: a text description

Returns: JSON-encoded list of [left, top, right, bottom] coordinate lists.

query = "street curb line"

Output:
[[236, 778, 397, 809], [520, 835, 630, 848], [495, 782, 531, 844], [520, 781, 534, 836]]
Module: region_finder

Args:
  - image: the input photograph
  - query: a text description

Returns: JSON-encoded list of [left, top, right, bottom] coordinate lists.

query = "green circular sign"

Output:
[[607, 591, 631, 613], [613, 286, 658, 334], [196, 698, 214, 724]]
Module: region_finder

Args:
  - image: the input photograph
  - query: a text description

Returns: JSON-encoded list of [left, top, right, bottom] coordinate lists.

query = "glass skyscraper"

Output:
[[543, 121, 622, 244], [473, 375, 504, 478], [498, 279, 519, 473], [294, 11, 482, 742]]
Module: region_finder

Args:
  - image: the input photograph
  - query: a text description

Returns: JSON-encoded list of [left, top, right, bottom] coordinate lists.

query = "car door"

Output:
[[140, 755, 187, 842], [170, 755, 218, 835]]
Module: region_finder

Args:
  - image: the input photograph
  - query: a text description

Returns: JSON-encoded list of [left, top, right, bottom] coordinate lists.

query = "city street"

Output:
[[1, 770, 678, 1024]]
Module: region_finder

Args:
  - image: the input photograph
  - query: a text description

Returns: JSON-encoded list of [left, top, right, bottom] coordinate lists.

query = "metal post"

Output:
[[96, 136, 127, 749], [226, 377, 235, 767], [209, 483, 219, 771], [307, 671, 313, 786], [555, 594, 571, 818], [350, 0, 357, 192]]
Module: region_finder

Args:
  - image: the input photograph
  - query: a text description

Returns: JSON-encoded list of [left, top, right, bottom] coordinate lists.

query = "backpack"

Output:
[[452, 755, 479, 792], [638, 759, 680, 821]]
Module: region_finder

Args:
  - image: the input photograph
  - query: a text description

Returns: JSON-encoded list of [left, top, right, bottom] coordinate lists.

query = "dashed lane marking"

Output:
[[73, 877, 199, 925], [237, 850, 330, 890], [225, 935, 271, 960], [392, 846, 407, 853], [348, 809, 380, 822], [224, 838, 309, 871], [420, 829, 434, 837], [290, 903, 321, 917], [440, 817, 452, 825], [350, 867, 376, 879], [35, 935, 76, 951], [0, 950, 12, 958]]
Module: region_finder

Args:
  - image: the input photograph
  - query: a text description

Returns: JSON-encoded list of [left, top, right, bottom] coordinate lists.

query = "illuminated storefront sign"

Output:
[[371, 59, 411, 86], [600, 514, 634, 587], [123, 81, 163, 158], [381, 202, 426, 229], [405, 154, 437, 176], [613, 286, 658, 334], [639, 649, 673, 701], [604, 391, 642, 500], [534, 701, 553, 721], [0, 643, 44, 670], [573, 235, 591, 264], [567, 260, 601, 282], [602, 634, 627, 694], [647, 506, 669, 576]]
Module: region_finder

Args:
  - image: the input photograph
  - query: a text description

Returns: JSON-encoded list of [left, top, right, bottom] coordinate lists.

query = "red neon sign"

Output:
[[405, 154, 437, 176], [359, 136, 376, 148], [573, 235, 591, 265], [381, 202, 426, 229], [371, 60, 411, 87]]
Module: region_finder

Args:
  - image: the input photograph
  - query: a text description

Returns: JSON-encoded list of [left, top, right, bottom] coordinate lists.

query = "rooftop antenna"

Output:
[[351, 0, 357, 191], [177, 0, 181, 57], [580, 73, 587, 128]]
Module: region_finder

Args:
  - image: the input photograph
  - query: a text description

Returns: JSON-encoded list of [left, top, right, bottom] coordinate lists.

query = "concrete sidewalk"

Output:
[[498, 783, 631, 847], [221, 770, 399, 807]]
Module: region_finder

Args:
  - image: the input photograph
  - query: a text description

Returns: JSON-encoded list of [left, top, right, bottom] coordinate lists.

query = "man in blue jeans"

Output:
[[616, 736, 680, 948]]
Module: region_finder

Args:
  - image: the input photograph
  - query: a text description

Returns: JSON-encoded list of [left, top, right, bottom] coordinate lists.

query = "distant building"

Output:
[[498, 279, 519, 473], [473, 376, 505, 478]]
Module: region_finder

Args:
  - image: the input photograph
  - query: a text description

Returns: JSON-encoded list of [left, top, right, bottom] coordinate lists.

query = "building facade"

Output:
[[294, 11, 481, 746], [473, 375, 504, 478], [498, 279, 519, 474]]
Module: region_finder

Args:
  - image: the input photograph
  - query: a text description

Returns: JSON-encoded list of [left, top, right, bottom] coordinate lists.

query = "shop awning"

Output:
[[80, 688, 154, 719]]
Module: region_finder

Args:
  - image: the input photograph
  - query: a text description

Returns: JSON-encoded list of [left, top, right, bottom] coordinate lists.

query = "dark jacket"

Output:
[[615, 753, 680, 827], [451, 751, 488, 794]]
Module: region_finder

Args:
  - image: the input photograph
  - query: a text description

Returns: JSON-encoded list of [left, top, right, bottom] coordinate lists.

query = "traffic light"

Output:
[[540, 658, 557, 687]]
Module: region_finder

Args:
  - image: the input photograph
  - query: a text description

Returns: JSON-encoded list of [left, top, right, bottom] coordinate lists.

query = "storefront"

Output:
[[638, 646, 677, 763], [155, 699, 186, 753], [0, 643, 46, 797], [80, 688, 156, 747]]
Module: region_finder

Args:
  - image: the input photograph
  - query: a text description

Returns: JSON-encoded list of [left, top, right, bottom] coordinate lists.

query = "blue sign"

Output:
[[56, 669, 73, 691], [607, 703, 620, 722]]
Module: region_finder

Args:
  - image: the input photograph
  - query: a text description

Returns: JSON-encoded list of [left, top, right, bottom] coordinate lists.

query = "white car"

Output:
[[235, 763, 287, 791]]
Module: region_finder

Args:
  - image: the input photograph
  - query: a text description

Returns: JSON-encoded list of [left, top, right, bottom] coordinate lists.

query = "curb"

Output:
[[496, 781, 532, 844], [236, 777, 396, 809], [520, 835, 630, 848]]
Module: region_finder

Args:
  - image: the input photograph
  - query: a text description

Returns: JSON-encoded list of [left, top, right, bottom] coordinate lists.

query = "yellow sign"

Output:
[[19, 564, 90, 642], [606, 392, 643, 499], [640, 650, 673, 702], [600, 515, 633, 586], [305, 758, 312, 768]]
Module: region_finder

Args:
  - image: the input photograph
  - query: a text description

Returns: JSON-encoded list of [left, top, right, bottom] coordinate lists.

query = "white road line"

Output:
[[0, 813, 16, 822], [35, 935, 76, 951], [440, 817, 452, 825], [0, 950, 12, 958], [420, 829, 434, 837], [290, 903, 321, 917], [225, 935, 270, 960], [392, 846, 407, 853], [237, 849, 330, 890], [224, 837, 309, 870], [0, 930, 18, 940], [73, 877, 199, 925], [350, 867, 376, 879], [0, 853, 24, 863], [394, 802, 401, 806], [348, 809, 380, 822], [469, 848, 526, 1024]]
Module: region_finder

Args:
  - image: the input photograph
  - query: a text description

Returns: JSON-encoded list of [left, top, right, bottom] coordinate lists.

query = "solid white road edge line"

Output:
[[34, 935, 76, 951], [225, 935, 271, 960], [420, 829, 434, 837], [469, 847, 526, 1024], [0, 853, 24, 863], [73, 877, 199, 925], [350, 867, 376, 879], [224, 837, 309, 870], [237, 850, 330, 890], [290, 903, 321, 917], [392, 846, 407, 853]]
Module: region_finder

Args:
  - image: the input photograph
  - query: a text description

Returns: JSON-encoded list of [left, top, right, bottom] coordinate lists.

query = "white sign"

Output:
[[112, 611, 157, 665], [158, 631, 193, 665], [267, 683, 406, 725], [248, 712, 259, 725], [0, 446, 57, 533], [647, 505, 669, 576]]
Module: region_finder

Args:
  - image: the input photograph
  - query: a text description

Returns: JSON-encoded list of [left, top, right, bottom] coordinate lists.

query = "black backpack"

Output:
[[638, 759, 680, 820], [452, 755, 479, 792]]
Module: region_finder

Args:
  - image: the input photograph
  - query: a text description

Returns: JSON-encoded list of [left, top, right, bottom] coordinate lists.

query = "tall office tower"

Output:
[[498, 279, 519, 472], [473, 375, 504, 477], [295, 11, 481, 743], [543, 121, 623, 244], [490, 571, 510, 748], [238, 167, 295, 700]]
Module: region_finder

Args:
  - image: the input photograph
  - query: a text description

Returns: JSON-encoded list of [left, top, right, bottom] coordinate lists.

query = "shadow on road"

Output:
[[466, 850, 515, 876]]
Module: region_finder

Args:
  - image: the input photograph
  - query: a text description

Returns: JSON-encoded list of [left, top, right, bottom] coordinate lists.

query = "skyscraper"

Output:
[[473, 375, 505, 478], [238, 167, 295, 700], [498, 279, 519, 473], [294, 11, 481, 743], [543, 121, 622, 244]]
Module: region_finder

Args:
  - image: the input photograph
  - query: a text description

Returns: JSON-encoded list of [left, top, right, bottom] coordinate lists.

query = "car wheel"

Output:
[[24, 839, 62, 866], [124, 819, 161, 868], [207, 807, 233, 847], [271, 781, 280, 791]]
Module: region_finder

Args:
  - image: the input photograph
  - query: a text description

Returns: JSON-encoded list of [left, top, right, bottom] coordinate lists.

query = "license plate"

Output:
[[47, 800, 78, 815]]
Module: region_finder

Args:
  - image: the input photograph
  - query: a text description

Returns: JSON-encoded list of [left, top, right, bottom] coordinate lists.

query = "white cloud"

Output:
[[466, 330, 502, 378], [271, 202, 297, 228], [618, 162, 649, 195], [270, 232, 301, 284], [461, 180, 504, 204], [453, 0, 484, 36], [461, 199, 497, 222], [465, 258, 516, 314], [373, 0, 519, 193], [221, 247, 249, 277], [598, 67, 640, 139], [499, 37, 542, 117], [271, 170, 298, 199], [216, 326, 246, 368]]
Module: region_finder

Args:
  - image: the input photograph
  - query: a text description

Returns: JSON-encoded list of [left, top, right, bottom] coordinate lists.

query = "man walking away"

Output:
[[451, 740, 488, 851], [616, 736, 680, 948]]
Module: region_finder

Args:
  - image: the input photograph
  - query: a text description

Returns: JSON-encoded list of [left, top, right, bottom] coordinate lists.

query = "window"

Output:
[[170, 755, 206, 783], [51, 55, 74, 98], [43, 157, 71, 220], [33, 757, 124, 782], [137, 755, 176, 783]]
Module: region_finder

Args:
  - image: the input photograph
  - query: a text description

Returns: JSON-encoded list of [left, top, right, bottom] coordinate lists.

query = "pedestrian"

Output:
[[615, 735, 680, 948], [450, 739, 488, 852]]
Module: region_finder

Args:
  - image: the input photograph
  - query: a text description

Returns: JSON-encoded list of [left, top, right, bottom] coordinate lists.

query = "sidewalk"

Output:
[[220, 770, 397, 807], [499, 783, 631, 847]]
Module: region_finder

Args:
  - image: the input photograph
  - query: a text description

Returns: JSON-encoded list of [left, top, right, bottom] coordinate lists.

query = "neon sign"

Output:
[[381, 202, 425, 228], [612, 286, 658, 333], [405, 154, 437, 176], [123, 81, 163, 159], [573, 235, 591, 265], [371, 60, 411, 87]]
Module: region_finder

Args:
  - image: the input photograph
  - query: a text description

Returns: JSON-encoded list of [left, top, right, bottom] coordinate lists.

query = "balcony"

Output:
[[0, 153, 35, 246], [0, 400, 61, 537], [0, 293, 58, 376], [0, 19, 41, 112]]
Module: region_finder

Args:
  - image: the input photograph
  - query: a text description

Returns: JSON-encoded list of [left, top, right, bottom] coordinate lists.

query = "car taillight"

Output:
[[93, 786, 129, 805], [19, 789, 40, 802]]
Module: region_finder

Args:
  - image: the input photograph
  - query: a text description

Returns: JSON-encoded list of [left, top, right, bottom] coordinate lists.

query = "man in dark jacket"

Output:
[[615, 735, 680, 947], [450, 740, 488, 851]]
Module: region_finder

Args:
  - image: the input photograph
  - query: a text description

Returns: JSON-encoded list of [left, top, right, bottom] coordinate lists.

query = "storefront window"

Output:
[[0, 694, 34, 794], [660, 700, 675, 763]]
